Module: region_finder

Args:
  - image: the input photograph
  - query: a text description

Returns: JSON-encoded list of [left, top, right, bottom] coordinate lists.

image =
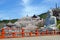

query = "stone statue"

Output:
[[44, 10, 57, 30]]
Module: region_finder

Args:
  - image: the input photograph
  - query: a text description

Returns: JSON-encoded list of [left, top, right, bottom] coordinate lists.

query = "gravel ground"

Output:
[[0, 35, 60, 40]]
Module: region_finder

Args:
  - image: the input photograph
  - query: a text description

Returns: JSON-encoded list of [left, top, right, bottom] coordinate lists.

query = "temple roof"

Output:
[[32, 15, 37, 18]]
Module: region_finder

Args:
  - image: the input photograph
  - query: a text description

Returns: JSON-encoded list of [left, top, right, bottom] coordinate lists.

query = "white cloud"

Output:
[[1, 0, 59, 20], [20, 0, 50, 17], [22, 0, 29, 4], [22, 0, 30, 6]]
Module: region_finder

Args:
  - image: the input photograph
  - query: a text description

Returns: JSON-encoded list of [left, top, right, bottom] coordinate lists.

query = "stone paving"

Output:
[[0, 35, 60, 40]]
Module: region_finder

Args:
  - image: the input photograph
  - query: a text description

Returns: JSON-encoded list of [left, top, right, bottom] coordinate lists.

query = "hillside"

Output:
[[0, 19, 18, 23], [38, 13, 48, 19]]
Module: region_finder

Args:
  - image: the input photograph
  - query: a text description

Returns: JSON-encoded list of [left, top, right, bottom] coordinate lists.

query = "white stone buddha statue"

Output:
[[44, 9, 57, 30]]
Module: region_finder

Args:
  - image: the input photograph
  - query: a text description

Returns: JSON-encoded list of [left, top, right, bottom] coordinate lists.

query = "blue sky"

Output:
[[0, 0, 60, 20]]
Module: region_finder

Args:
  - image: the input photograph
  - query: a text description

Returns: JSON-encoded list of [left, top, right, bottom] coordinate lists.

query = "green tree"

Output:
[[57, 24, 60, 30]]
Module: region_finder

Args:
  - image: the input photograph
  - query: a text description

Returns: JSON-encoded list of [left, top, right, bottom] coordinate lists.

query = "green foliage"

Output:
[[57, 20, 60, 30], [38, 13, 48, 19], [58, 26, 60, 30], [2, 20, 9, 23], [57, 20, 60, 25], [0, 19, 18, 23], [57, 24, 60, 30], [11, 19, 18, 23]]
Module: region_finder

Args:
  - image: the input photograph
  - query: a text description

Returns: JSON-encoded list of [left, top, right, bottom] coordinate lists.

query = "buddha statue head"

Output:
[[47, 10, 53, 17]]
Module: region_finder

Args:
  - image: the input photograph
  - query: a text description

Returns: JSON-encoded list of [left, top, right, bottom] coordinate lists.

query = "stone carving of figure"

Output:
[[44, 10, 57, 30]]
